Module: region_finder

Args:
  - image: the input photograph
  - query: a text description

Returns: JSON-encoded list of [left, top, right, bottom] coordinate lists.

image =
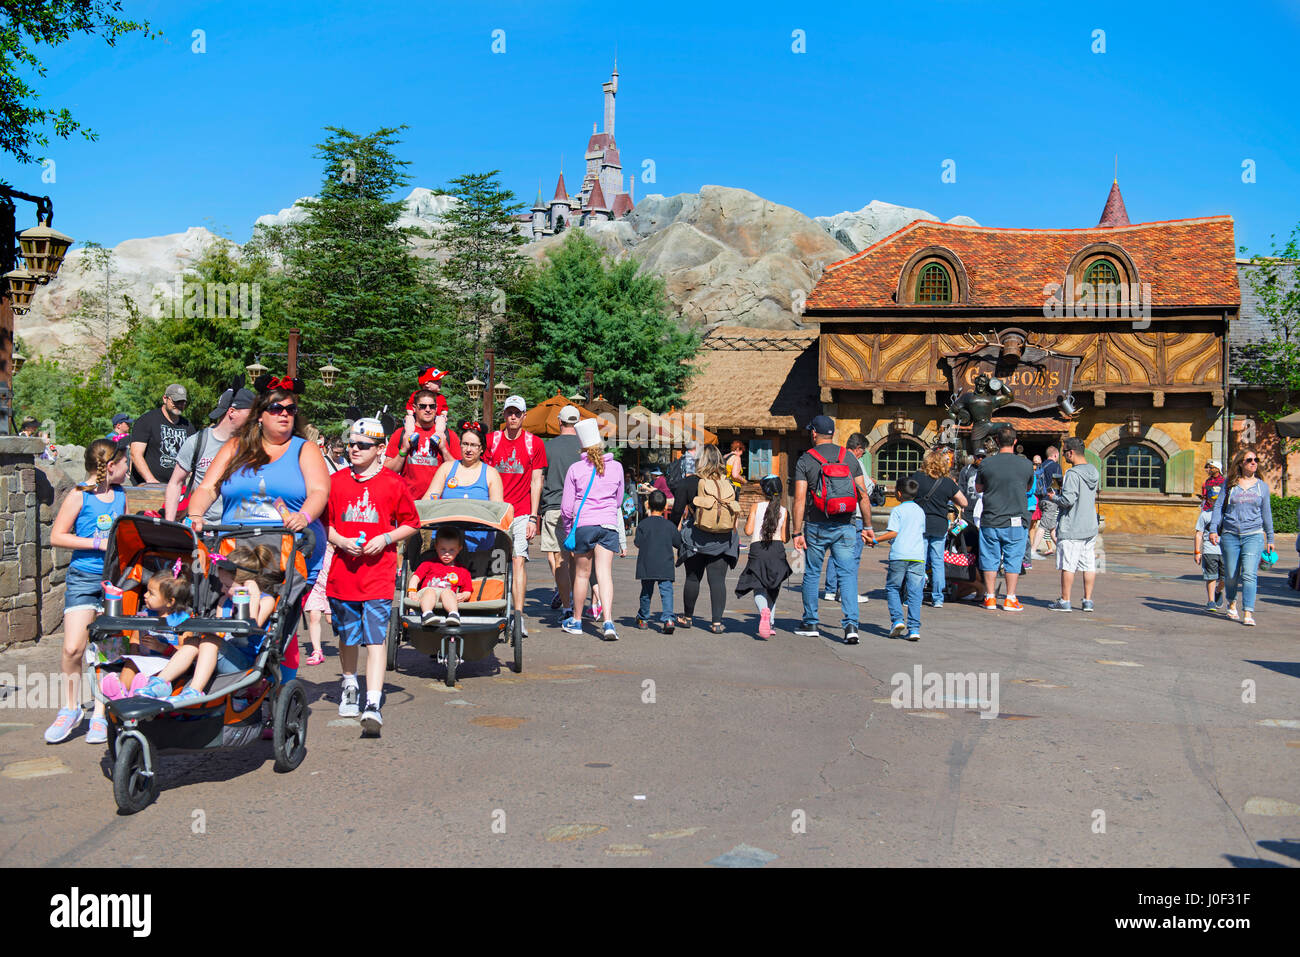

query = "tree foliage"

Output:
[[509, 230, 698, 411], [1239, 226, 1300, 416], [1, 1, 159, 165]]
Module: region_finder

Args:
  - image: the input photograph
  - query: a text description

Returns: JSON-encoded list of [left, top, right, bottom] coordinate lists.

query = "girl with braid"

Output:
[[735, 475, 792, 639], [46, 440, 129, 744]]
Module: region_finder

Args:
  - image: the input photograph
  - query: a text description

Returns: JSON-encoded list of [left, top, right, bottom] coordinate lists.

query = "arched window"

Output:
[[1084, 259, 1121, 296], [874, 440, 925, 484], [1104, 443, 1165, 492], [915, 263, 952, 303]]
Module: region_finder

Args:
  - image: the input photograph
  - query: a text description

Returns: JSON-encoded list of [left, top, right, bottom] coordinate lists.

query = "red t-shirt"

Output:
[[413, 561, 472, 594], [484, 430, 547, 519], [386, 425, 460, 499], [325, 469, 420, 601]]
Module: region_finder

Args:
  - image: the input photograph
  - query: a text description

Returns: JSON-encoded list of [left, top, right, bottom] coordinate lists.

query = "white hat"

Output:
[[558, 404, 581, 425], [503, 394, 527, 414], [350, 417, 386, 441], [1207, 459, 1223, 470], [575, 417, 602, 448]]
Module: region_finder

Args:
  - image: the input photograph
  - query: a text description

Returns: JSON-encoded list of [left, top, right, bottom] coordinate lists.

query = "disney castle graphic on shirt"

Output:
[[342, 487, 379, 524], [228, 478, 292, 523]]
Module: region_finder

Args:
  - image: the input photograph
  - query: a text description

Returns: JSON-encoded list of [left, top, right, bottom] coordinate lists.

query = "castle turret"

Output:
[[586, 180, 611, 223], [548, 168, 572, 231], [602, 62, 618, 141], [531, 182, 547, 238]]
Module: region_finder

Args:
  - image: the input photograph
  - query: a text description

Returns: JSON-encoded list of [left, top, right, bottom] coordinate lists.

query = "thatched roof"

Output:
[[682, 327, 820, 431]]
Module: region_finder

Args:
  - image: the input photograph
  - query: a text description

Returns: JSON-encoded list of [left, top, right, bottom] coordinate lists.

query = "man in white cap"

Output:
[[484, 395, 547, 629], [540, 404, 584, 618], [130, 383, 196, 484], [164, 387, 254, 523]]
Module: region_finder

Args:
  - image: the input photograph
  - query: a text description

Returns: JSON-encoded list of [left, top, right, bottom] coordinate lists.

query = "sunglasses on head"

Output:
[[347, 441, 377, 451], [266, 402, 297, 416]]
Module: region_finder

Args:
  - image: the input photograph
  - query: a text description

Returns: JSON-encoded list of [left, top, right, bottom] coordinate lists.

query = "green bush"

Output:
[[1273, 496, 1299, 535]]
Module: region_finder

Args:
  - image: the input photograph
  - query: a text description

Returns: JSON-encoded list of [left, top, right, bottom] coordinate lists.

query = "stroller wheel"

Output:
[[112, 735, 159, 814], [273, 679, 309, 773]]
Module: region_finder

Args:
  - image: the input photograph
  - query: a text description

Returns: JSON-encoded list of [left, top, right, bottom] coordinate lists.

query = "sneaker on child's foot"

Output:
[[85, 715, 108, 745], [1204, 601, 1218, 612], [444, 613, 461, 630], [421, 610, 436, 625], [758, 608, 772, 639], [43, 707, 83, 744], [360, 703, 383, 735], [662, 618, 675, 635], [338, 683, 360, 718], [140, 676, 172, 699]]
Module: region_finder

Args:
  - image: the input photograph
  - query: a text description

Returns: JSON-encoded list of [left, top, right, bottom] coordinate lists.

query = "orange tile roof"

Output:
[[805, 216, 1239, 311]]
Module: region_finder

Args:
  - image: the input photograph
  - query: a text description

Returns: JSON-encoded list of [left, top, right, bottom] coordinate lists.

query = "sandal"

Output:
[[709, 622, 725, 634], [304, 650, 326, 666], [1226, 604, 1240, 621], [675, 615, 692, 629], [1243, 612, 1256, 627]]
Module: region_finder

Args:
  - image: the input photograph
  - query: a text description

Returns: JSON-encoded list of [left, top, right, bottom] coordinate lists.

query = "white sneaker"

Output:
[[360, 702, 383, 735], [338, 683, 360, 718], [822, 591, 837, 602]]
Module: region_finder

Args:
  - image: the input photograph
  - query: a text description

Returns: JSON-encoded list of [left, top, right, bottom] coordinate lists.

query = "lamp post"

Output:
[[248, 329, 339, 389], [2, 187, 73, 434]]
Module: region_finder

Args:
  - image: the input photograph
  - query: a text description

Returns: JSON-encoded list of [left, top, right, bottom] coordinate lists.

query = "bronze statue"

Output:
[[948, 373, 1014, 452]]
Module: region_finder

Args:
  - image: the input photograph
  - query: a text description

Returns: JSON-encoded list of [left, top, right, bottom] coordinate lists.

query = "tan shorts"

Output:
[[415, 586, 458, 609], [510, 514, 531, 561], [539, 509, 563, 553]]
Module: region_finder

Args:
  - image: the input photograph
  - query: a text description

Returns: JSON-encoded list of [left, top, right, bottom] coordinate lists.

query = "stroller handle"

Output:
[[202, 523, 317, 562]]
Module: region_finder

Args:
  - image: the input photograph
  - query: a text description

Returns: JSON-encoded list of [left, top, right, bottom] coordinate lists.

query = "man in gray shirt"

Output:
[[540, 406, 585, 617], [976, 425, 1034, 611], [164, 387, 254, 524], [1046, 436, 1100, 612]]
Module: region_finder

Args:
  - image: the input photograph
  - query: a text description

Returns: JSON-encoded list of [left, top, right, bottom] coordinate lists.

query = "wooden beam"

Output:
[[925, 389, 937, 406]]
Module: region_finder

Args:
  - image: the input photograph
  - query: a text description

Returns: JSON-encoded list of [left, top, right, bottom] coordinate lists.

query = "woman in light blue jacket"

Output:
[[1209, 446, 1275, 626]]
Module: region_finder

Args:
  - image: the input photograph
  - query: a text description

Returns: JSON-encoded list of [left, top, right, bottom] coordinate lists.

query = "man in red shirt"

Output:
[[326, 418, 421, 736], [385, 384, 461, 499], [483, 395, 547, 628]]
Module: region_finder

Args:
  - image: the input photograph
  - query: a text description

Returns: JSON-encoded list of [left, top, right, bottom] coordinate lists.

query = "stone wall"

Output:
[[0, 437, 46, 646]]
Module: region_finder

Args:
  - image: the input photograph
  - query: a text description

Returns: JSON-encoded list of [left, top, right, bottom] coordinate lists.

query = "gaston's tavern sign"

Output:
[[943, 342, 1082, 414]]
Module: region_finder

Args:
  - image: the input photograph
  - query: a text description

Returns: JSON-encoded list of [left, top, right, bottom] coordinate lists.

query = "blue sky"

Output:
[[8, 0, 1300, 255]]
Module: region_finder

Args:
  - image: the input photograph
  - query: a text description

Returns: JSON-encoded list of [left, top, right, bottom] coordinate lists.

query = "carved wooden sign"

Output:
[[944, 345, 1082, 413]]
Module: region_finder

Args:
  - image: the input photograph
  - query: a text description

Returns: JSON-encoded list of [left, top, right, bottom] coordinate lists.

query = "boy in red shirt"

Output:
[[326, 418, 421, 736], [483, 395, 547, 628], [408, 527, 473, 628]]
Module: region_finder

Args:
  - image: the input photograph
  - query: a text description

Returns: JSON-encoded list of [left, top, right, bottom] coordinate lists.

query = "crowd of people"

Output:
[[37, 369, 1299, 743]]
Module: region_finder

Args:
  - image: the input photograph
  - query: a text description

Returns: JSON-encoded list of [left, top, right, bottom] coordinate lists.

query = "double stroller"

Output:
[[89, 515, 314, 813]]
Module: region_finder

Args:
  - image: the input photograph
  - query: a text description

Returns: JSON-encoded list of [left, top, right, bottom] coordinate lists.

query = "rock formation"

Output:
[[815, 200, 979, 253]]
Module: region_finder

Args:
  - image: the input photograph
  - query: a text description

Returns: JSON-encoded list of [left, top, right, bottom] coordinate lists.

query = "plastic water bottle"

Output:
[[357, 530, 367, 551]]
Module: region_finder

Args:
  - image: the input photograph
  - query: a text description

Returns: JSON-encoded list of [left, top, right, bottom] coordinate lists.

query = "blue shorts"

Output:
[[215, 637, 257, 675], [978, 525, 1028, 573], [65, 566, 104, 613], [572, 524, 620, 554], [328, 598, 391, 646]]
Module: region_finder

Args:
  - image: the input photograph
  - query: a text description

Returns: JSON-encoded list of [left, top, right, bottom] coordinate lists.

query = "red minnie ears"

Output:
[[253, 373, 304, 395], [418, 366, 447, 385]]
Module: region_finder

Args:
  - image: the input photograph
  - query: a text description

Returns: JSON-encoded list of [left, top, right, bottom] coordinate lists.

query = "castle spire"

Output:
[[602, 63, 617, 139], [1098, 179, 1130, 227]]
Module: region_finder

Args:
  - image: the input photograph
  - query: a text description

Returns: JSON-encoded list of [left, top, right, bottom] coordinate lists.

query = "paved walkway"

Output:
[[1, 534, 1296, 867]]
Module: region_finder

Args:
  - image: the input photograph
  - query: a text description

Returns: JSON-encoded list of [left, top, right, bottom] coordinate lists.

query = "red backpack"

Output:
[[808, 447, 858, 516]]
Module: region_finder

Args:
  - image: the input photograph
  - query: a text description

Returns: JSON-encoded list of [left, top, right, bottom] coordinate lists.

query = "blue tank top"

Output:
[[219, 436, 326, 581], [70, 487, 127, 574], [444, 460, 491, 551]]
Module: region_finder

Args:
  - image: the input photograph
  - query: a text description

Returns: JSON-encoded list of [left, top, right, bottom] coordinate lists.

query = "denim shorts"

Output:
[[215, 638, 256, 676], [64, 566, 104, 613], [978, 524, 1028, 573], [328, 598, 391, 646], [572, 524, 621, 554]]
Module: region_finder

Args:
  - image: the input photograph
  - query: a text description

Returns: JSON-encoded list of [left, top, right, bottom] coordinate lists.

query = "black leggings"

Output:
[[683, 554, 730, 622]]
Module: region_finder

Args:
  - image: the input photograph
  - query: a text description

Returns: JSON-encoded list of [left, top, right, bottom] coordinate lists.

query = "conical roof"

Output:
[[1098, 180, 1130, 227], [551, 171, 570, 205], [587, 179, 609, 212]]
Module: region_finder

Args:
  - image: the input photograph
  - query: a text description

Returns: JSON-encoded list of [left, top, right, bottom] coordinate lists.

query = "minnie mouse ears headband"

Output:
[[418, 366, 447, 386], [253, 373, 304, 395]]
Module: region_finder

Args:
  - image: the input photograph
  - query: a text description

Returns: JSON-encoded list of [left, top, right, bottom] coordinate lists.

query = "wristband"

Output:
[[384, 532, 393, 546]]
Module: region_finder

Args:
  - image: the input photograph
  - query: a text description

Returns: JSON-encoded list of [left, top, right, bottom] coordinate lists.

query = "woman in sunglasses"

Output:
[[188, 377, 331, 675], [1208, 445, 1275, 626]]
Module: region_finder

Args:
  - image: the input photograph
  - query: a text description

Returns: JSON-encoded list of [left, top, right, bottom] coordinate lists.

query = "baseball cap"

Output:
[[503, 395, 527, 414], [350, 417, 386, 441], [1207, 459, 1223, 470], [210, 387, 257, 421], [111, 413, 132, 427], [558, 404, 581, 425], [807, 414, 835, 435], [973, 447, 988, 458], [164, 383, 188, 402]]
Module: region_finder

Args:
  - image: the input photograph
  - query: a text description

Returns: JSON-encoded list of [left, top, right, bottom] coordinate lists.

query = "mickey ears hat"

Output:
[[253, 373, 304, 395], [418, 366, 447, 385]]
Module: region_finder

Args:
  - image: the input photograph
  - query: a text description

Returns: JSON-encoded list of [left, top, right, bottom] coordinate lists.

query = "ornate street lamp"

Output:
[[245, 360, 269, 380], [2, 268, 37, 315], [466, 376, 485, 405], [568, 388, 586, 404], [319, 362, 341, 388], [18, 222, 74, 278], [493, 381, 510, 407], [891, 409, 908, 433]]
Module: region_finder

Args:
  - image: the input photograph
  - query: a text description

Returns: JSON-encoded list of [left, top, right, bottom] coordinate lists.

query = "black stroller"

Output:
[[89, 515, 314, 813]]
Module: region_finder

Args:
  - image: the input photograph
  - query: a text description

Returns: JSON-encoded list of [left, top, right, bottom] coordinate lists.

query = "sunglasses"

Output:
[[169, 399, 188, 408], [1243, 457, 1258, 463], [266, 402, 298, 416], [347, 441, 377, 451], [415, 403, 438, 410]]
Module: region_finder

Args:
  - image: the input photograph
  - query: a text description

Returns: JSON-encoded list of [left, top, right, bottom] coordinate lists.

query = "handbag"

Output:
[[563, 467, 598, 552]]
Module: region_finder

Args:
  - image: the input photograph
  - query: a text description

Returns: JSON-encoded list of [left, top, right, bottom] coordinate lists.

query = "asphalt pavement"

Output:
[[2, 533, 1297, 867]]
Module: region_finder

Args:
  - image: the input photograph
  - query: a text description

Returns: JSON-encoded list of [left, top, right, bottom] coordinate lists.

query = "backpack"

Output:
[[666, 454, 688, 491], [487, 429, 538, 464], [807, 447, 858, 516], [691, 478, 743, 533]]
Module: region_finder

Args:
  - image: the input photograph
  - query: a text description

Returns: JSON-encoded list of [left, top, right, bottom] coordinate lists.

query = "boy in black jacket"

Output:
[[635, 490, 682, 633]]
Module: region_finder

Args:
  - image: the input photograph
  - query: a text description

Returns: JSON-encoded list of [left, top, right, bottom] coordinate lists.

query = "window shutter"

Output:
[[859, 449, 873, 482], [1165, 449, 1194, 495], [747, 440, 772, 480], [1085, 450, 1104, 482]]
